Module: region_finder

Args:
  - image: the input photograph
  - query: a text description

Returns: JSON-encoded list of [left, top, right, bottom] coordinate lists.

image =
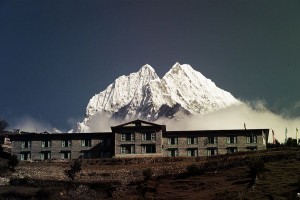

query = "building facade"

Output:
[[7, 120, 269, 161]]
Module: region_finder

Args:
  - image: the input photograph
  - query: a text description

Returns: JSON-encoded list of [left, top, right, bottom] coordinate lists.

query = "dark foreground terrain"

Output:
[[1, 149, 300, 199]]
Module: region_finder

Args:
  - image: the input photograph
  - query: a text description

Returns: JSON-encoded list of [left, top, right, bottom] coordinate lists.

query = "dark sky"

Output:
[[1, 0, 300, 131]]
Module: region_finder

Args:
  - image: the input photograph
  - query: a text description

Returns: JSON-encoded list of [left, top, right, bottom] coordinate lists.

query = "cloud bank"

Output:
[[84, 100, 300, 143], [158, 101, 300, 143], [85, 112, 122, 132], [13, 101, 300, 144], [12, 116, 55, 133]]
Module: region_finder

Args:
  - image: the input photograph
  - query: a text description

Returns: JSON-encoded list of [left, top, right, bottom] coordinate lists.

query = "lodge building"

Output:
[[4, 120, 269, 161]]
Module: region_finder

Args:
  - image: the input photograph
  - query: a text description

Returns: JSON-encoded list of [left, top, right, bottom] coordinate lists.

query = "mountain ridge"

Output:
[[73, 63, 241, 132]]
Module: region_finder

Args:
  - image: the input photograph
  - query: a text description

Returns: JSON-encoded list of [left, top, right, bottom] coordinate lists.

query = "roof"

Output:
[[111, 119, 166, 133], [8, 132, 112, 141], [165, 129, 269, 137], [112, 119, 162, 128]]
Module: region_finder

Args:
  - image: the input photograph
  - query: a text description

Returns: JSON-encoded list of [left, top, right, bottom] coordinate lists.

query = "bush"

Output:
[[142, 168, 153, 181], [186, 164, 201, 175], [247, 157, 266, 179], [7, 155, 19, 171], [65, 160, 82, 181], [104, 183, 118, 198]]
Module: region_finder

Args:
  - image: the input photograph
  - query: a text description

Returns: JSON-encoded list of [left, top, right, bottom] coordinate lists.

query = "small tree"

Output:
[[286, 138, 297, 147], [247, 157, 267, 187], [7, 155, 19, 171], [65, 160, 82, 181], [267, 139, 282, 148], [0, 118, 8, 132]]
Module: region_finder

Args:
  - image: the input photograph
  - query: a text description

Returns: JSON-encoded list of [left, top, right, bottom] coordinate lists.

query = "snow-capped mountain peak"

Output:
[[85, 64, 158, 118], [139, 64, 155, 73], [74, 63, 241, 132]]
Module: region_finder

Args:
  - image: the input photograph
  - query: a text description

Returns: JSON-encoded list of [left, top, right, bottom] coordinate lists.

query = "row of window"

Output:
[[167, 148, 217, 157], [167, 146, 257, 157], [167, 136, 257, 145], [120, 133, 156, 141], [20, 151, 71, 161], [21, 139, 111, 149], [119, 147, 243, 157], [120, 145, 156, 154], [119, 145, 256, 155], [19, 151, 111, 161]]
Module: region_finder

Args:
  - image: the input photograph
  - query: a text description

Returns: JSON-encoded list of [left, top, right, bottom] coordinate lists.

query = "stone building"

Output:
[[8, 132, 112, 161], [7, 120, 269, 161]]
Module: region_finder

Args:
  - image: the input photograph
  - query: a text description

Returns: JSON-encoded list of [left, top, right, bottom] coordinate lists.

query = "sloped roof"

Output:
[[111, 119, 162, 128], [111, 119, 166, 132]]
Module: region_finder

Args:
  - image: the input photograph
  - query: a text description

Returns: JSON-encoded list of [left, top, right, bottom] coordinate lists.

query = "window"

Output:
[[120, 145, 135, 154], [227, 136, 237, 144], [40, 151, 51, 160], [61, 151, 71, 159], [142, 133, 156, 141], [187, 137, 197, 145], [141, 146, 146, 154], [121, 133, 135, 141], [21, 141, 31, 148], [20, 152, 31, 161], [121, 146, 126, 154], [206, 137, 217, 144], [227, 147, 238, 154], [167, 137, 178, 145], [41, 140, 51, 148], [246, 135, 257, 144], [168, 149, 178, 157], [187, 148, 198, 157], [151, 133, 156, 141], [81, 139, 92, 147], [207, 148, 217, 156], [141, 145, 156, 154], [121, 134, 126, 141], [61, 140, 72, 147]]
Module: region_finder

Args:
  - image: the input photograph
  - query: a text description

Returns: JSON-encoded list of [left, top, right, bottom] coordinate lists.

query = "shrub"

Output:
[[186, 164, 201, 175], [104, 183, 118, 198], [65, 160, 82, 181], [247, 157, 266, 179], [7, 155, 19, 171], [143, 168, 153, 181], [0, 165, 8, 176]]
